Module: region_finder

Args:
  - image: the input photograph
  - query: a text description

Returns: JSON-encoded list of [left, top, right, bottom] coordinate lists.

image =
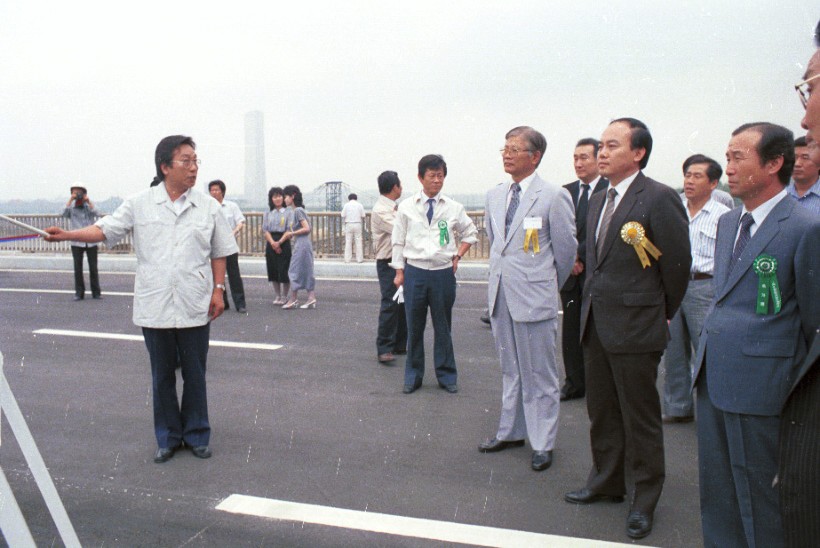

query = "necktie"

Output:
[[505, 183, 521, 235], [577, 183, 590, 230], [729, 213, 754, 274], [596, 188, 617, 259], [426, 198, 435, 224]]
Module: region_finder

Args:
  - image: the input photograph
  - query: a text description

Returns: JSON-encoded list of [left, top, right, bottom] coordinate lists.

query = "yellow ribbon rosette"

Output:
[[620, 222, 662, 268], [524, 228, 540, 254]]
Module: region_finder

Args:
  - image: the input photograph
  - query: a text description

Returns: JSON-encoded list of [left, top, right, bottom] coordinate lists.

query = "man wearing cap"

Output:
[[62, 186, 102, 301]]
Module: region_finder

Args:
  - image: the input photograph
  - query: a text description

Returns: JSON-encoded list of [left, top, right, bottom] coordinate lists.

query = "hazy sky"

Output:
[[1, 1, 816, 204]]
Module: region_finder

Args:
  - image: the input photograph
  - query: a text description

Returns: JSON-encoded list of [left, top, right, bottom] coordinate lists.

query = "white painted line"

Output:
[[216, 495, 639, 548], [0, 288, 133, 296], [32, 329, 282, 351]]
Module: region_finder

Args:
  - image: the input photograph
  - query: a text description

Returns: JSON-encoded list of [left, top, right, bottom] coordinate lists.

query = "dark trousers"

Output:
[[560, 276, 584, 396], [697, 370, 783, 548], [71, 245, 100, 297], [376, 260, 407, 355], [403, 264, 457, 386], [142, 325, 211, 449], [222, 253, 246, 309], [582, 312, 665, 514]]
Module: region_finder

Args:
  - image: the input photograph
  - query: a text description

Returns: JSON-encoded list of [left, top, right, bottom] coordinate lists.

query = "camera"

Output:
[[74, 190, 85, 202]]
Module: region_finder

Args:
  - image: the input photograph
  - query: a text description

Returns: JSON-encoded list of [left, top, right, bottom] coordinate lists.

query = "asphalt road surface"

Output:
[[0, 267, 701, 547]]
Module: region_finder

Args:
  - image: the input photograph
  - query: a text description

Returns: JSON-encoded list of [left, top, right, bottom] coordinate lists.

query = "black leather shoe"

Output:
[[154, 446, 177, 463], [92, 294, 103, 300], [564, 488, 625, 504], [480, 309, 491, 325], [478, 438, 526, 453], [560, 391, 584, 401], [662, 414, 694, 424], [191, 446, 212, 459], [531, 450, 553, 471], [73, 295, 83, 301], [439, 383, 458, 394], [626, 511, 653, 539], [403, 380, 422, 394]]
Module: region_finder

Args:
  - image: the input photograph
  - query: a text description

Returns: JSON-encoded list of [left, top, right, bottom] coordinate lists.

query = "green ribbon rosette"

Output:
[[753, 254, 781, 315], [437, 220, 450, 246]]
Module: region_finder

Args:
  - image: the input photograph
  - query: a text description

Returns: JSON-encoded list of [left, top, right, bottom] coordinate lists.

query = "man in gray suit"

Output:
[[478, 126, 576, 472], [694, 122, 820, 548]]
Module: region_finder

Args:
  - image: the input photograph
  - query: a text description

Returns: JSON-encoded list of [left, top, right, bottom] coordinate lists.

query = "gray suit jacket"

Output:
[[693, 196, 820, 416], [485, 174, 576, 323]]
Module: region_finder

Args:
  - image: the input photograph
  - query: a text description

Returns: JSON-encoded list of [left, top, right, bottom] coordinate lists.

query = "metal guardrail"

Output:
[[3, 212, 490, 260]]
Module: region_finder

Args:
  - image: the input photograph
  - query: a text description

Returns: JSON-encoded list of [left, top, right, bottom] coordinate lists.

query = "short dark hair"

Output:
[[682, 154, 722, 182], [208, 179, 226, 194], [795, 135, 808, 147], [732, 122, 795, 186], [418, 154, 447, 178], [378, 171, 401, 195], [575, 138, 600, 157], [348, 193, 357, 200], [815, 18, 820, 47], [611, 118, 652, 169], [283, 184, 304, 208], [506, 126, 547, 167], [267, 186, 284, 211], [151, 135, 195, 186]]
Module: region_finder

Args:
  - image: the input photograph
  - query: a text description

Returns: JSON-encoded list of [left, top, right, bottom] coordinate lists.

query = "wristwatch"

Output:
[[215, 283, 226, 291]]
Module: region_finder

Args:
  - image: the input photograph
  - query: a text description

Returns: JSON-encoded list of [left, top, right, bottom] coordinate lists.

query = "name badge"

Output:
[[523, 217, 542, 230]]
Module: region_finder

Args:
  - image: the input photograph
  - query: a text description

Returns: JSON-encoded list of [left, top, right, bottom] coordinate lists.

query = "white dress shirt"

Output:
[[96, 183, 238, 328], [684, 195, 730, 275], [392, 191, 478, 270]]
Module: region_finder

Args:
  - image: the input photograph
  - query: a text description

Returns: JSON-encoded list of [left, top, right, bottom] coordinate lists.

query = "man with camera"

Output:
[[62, 185, 102, 300]]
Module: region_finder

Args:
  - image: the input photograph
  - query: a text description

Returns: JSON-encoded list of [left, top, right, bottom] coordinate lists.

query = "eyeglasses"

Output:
[[499, 147, 533, 156], [173, 158, 202, 168], [795, 73, 820, 108]]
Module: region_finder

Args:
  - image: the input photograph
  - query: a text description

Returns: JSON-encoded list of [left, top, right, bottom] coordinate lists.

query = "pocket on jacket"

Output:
[[622, 291, 664, 307], [741, 337, 796, 358]]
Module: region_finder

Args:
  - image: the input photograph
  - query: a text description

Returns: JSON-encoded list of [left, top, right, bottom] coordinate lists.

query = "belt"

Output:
[[690, 273, 713, 280], [376, 258, 391, 264]]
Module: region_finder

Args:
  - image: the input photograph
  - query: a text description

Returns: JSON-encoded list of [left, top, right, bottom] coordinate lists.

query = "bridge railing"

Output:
[[2, 212, 490, 260]]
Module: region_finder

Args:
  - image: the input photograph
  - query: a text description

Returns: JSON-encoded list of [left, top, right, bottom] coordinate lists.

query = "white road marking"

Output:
[[215, 495, 639, 548], [32, 329, 282, 350], [1, 288, 133, 296]]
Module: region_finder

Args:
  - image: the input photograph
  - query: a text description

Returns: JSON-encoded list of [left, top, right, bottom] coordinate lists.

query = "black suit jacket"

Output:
[[561, 177, 609, 292], [580, 172, 691, 354]]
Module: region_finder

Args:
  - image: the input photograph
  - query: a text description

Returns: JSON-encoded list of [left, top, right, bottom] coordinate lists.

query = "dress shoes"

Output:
[[378, 353, 396, 364], [237, 307, 247, 314], [478, 438, 525, 453], [402, 380, 422, 394], [439, 383, 458, 394], [560, 391, 584, 402], [154, 445, 180, 463], [531, 450, 553, 471], [662, 414, 694, 424], [480, 309, 491, 325], [92, 294, 103, 300], [191, 446, 212, 459], [564, 488, 625, 505], [73, 295, 84, 301], [626, 511, 653, 539]]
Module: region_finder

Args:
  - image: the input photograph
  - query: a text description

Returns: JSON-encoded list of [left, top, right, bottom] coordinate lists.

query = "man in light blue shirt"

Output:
[[788, 136, 820, 215]]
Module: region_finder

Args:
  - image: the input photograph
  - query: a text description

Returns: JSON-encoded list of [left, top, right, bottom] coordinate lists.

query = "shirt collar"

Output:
[[607, 170, 639, 196], [742, 188, 788, 226], [580, 175, 601, 189], [787, 177, 820, 198], [510, 171, 537, 196]]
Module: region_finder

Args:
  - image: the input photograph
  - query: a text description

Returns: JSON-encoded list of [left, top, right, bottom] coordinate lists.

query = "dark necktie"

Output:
[[577, 183, 590, 230], [505, 183, 521, 235], [729, 213, 754, 274], [596, 188, 617, 259], [426, 198, 435, 224]]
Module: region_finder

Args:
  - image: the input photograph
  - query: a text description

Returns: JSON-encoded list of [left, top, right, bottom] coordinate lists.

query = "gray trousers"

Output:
[[490, 284, 560, 452], [663, 278, 713, 417]]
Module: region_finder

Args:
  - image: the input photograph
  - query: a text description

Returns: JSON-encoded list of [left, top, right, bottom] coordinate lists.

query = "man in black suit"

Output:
[[559, 138, 608, 401], [779, 24, 820, 546], [564, 118, 691, 541]]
